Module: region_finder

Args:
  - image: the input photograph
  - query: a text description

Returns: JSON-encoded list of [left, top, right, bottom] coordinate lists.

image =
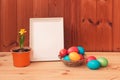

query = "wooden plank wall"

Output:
[[113, 0, 120, 51], [33, 0, 48, 17], [0, 0, 17, 51], [0, 0, 1, 51], [80, 0, 97, 51], [48, 0, 64, 17], [64, 0, 80, 49], [0, 0, 120, 52], [96, 0, 112, 51], [17, 0, 33, 47], [80, 0, 112, 51]]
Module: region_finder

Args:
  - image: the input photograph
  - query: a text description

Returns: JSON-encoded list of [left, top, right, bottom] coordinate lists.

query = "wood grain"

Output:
[[17, 0, 33, 47], [64, 0, 71, 48], [0, 52, 120, 80], [0, 0, 120, 52], [76, 0, 81, 47], [48, 0, 64, 17], [0, 0, 17, 51], [33, 0, 49, 17], [96, 0, 112, 51], [113, 0, 120, 51], [0, 0, 1, 51], [64, 0, 80, 49], [80, 0, 97, 51]]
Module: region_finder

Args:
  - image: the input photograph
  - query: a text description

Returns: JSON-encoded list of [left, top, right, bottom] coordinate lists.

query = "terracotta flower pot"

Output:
[[10, 47, 31, 67]]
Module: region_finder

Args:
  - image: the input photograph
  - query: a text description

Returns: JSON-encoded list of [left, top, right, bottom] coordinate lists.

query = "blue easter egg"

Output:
[[77, 46, 85, 55], [87, 60, 100, 70], [63, 55, 70, 62]]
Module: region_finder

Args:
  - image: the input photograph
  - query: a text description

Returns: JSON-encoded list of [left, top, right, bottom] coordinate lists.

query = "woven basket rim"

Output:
[[58, 55, 85, 67]]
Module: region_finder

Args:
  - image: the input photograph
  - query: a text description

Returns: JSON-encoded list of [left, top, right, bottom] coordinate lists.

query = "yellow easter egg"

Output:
[[69, 52, 80, 62]]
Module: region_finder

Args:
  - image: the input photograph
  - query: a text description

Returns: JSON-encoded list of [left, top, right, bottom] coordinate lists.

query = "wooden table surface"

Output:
[[0, 52, 120, 80]]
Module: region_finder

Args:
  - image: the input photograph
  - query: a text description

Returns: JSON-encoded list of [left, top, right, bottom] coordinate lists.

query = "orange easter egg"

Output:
[[69, 52, 80, 62]]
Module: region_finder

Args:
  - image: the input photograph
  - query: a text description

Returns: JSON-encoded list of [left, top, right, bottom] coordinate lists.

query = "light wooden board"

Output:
[[30, 18, 64, 61], [0, 52, 120, 80]]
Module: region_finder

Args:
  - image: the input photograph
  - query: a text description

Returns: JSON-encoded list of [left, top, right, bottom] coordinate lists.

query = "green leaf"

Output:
[[19, 35, 25, 49]]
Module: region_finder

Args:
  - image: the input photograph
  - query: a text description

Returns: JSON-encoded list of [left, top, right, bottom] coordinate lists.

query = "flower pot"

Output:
[[10, 47, 31, 67]]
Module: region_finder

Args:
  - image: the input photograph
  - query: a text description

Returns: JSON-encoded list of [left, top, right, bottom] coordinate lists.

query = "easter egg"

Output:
[[87, 60, 100, 70], [77, 46, 85, 55], [63, 55, 70, 62], [79, 54, 84, 60], [59, 49, 68, 57], [86, 56, 96, 63], [97, 57, 108, 67], [68, 46, 78, 53], [69, 52, 80, 62]]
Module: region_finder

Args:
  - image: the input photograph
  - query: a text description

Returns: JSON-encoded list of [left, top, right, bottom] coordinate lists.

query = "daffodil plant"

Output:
[[19, 29, 27, 49]]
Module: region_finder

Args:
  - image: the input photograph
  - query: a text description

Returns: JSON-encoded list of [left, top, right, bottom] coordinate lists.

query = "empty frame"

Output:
[[30, 18, 64, 61]]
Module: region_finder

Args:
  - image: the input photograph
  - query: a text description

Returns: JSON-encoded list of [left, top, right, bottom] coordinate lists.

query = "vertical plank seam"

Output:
[[48, 0, 50, 17], [112, 0, 113, 51], [0, 0, 3, 51], [63, 0, 65, 47], [16, 0, 18, 45], [0, 0, 1, 51]]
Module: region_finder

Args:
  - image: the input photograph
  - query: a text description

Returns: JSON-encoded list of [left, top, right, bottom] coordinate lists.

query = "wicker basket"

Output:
[[59, 55, 85, 67]]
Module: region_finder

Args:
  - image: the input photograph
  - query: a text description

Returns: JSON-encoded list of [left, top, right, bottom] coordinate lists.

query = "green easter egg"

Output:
[[97, 57, 108, 67]]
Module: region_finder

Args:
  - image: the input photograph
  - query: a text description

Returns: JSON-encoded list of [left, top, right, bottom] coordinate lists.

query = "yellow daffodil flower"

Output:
[[19, 29, 27, 48], [19, 29, 27, 35]]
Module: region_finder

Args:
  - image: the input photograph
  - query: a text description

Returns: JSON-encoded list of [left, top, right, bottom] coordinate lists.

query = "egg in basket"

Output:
[[58, 46, 85, 67]]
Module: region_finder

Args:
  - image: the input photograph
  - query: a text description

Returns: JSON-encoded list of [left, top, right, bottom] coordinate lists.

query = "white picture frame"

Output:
[[30, 18, 64, 61]]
